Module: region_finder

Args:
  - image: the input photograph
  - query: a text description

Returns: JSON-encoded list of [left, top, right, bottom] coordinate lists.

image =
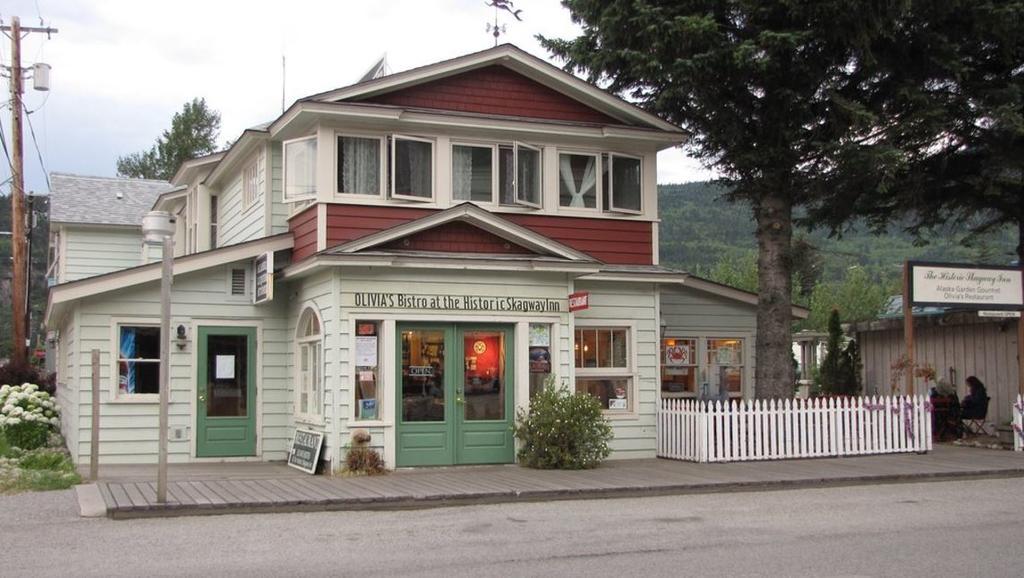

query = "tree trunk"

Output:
[[1017, 217, 1023, 265], [754, 193, 795, 398]]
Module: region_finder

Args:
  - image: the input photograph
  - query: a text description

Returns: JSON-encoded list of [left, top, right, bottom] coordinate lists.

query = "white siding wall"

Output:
[[217, 150, 268, 248], [62, 264, 291, 465], [574, 280, 660, 459], [55, 314, 79, 456], [287, 271, 336, 463], [62, 227, 144, 282], [268, 142, 289, 235]]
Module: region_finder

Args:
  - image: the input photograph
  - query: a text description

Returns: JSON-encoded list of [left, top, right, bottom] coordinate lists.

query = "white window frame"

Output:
[[282, 135, 318, 203], [242, 149, 265, 210], [606, 152, 643, 215], [659, 334, 749, 399], [112, 320, 161, 402], [389, 134, 435, 202], [451, 141, 497, 204], [294, 307, 324, 423], [573, 323, 638, 414], [335, 132, 386, 197], [499, 142, 543, 209], [557, 150, 602, 212], [352, 319, 385, 423]]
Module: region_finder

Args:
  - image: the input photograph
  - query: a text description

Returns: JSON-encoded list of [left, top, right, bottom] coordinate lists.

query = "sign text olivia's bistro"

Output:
[[351, 292, 564, 313]]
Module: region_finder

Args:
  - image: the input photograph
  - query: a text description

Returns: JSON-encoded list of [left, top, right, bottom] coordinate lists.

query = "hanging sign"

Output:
[[910, 262, 1022, 309], [979, 310, 1021, 318], [287, 429, 324, 474], [253, 252, 274, 305], [568, 291, 590, 312]]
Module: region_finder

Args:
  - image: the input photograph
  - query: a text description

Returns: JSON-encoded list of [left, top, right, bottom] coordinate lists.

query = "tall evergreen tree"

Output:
[[117, 98, 221, 181], [542, 1, 913, 397]]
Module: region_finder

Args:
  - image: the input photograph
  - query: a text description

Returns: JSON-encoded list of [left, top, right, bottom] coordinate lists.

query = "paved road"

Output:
[[3, 478, 1022, 577]]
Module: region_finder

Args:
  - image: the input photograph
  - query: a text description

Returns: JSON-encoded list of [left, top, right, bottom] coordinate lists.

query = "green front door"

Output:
[[396, 324, 515, 467], [196, 326, 257, 457]]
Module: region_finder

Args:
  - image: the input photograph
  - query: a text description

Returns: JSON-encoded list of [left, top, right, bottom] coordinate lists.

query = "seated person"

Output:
[[960, 376, 988, 420]]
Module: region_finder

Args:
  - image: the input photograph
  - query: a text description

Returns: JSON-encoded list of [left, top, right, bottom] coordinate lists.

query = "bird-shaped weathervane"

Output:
[[486, 0, 523, 45]]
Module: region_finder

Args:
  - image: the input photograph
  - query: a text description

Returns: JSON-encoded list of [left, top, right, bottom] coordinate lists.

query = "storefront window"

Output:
[[528, 323, 552, 400], [574, 327, 632, 411], [661, 338, 698, 394], [296, 309, 322, 418], [354, 321, 381, 420], [708, 338, 744, 393]]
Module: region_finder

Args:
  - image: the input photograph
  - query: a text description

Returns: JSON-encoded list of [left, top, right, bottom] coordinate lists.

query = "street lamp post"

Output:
[[141, 211, 176, 503]]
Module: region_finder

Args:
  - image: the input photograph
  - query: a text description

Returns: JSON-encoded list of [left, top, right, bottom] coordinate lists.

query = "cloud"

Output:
[[3, 0, 709, 193]]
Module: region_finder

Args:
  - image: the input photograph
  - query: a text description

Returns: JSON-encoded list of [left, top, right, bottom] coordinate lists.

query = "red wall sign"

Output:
[[568, 291, 590, 312]]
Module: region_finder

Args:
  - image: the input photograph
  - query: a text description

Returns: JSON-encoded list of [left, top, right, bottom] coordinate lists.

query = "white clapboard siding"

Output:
[[657, 395, 932, 463], [1014, 395, 1023, 452]]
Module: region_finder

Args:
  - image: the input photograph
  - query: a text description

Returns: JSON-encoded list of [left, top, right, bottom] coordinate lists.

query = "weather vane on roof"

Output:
[[485, 0, 523, 46]]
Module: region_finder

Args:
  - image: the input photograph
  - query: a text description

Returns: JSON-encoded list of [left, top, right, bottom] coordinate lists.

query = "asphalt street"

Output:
[[2, 477, 1022, 577]]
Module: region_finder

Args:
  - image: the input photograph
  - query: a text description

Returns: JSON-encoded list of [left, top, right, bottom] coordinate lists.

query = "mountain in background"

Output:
[[658, 182, 1018, 285]]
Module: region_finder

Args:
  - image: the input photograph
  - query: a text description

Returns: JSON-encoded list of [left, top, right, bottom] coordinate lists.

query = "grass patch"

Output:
[[0, 431, 81, 495]]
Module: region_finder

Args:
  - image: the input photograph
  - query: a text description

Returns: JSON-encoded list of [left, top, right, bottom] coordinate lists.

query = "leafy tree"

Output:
[[803, 266, 893, 331], [116, 98, 221, 180], [543, 1, 917, 397], [808, 1, 1024, 263]]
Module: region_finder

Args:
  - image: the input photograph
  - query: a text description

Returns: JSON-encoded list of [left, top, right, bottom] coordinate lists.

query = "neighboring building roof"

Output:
[[49, 173, 174, 226]]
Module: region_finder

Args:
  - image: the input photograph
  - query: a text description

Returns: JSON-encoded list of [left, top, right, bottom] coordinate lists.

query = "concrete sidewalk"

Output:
[[77, 444, 1024, 519]]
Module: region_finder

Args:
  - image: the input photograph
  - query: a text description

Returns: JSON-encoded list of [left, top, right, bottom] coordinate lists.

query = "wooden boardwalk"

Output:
[[89, 445, 1024, 519]]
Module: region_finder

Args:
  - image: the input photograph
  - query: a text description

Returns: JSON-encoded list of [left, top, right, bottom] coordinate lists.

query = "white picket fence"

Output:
[[657, 395, 932, 463], [1014, 395, 1024, 452]]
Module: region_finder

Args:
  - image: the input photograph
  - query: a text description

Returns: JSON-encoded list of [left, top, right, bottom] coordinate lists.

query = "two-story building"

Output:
[[46, 44, 803, 470]]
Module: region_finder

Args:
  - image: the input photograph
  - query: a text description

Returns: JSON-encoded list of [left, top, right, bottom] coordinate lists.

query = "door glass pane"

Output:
[[205, 335, 248, 417], [463, 331, 505, 421], [401, 329, 445, 422]]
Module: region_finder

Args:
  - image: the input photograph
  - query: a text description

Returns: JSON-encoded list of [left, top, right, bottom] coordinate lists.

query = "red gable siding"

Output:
[[382, 220, 532, 254], [310, 204, 653, 265], [358, 65, 620, 125], [288, 205, 319, 262]]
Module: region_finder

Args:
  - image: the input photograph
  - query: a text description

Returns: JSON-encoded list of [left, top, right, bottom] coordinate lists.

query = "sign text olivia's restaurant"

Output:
[[350, 292, 564, 313]]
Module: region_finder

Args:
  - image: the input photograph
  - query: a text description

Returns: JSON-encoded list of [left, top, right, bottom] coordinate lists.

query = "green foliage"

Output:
[[817, 310, 861, 396], [2, 421, 49, 451], [513, 380, 612, 469], [803, 267, 894, 331], [117, 98, 221, 180], [0, 432, 80, 494]]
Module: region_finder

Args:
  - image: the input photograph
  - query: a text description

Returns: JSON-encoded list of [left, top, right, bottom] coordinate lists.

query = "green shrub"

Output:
[[513, 380, 613, 470], [18, 448, 73, 471]]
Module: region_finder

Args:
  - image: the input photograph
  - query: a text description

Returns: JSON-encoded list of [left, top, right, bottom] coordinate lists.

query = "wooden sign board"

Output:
[[287, 429, 324, 474], [909, 261, 1022, 310]]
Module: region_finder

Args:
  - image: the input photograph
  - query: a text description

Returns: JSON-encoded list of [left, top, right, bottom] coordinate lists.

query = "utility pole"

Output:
[[2, 16, 57, 366]]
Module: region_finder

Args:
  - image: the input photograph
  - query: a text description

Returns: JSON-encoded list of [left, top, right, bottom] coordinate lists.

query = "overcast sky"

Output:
[[2, 0, 714, 195]]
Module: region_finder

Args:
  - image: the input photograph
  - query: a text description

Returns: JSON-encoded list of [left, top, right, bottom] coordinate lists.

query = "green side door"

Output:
[[196, 326, 257, 457], [395, 324, 514, 467]]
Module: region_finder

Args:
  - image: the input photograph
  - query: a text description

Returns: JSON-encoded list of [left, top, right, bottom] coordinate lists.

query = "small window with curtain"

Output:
[[391, 136, 433, 201], [452, 143, 493, 203], [337, 135, 382, 195], [295, 308, 323, 419], [559, 152, 598, 209], [284, 136, 317, 201], [117, 325, 161, 396]]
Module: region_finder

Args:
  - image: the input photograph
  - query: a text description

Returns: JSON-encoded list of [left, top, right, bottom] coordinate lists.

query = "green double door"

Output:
[[196, 326, 257, 457], [396, 324, 515, 467]]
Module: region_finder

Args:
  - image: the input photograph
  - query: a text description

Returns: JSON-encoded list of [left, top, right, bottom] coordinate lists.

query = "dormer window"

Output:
[[337, 135, 383, 196], [558, 152, 598, 209], [283, 136, 317, 201], [390, 136, 433, 201]]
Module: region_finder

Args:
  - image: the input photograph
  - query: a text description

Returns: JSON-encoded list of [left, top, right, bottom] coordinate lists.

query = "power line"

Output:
[[24, 108, 48, 190]]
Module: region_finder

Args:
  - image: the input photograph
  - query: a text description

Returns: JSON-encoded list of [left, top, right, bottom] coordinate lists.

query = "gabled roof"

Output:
[[323, 202, 598, 263], [305, 44, 683, 134], [49, 173, 174, 227]]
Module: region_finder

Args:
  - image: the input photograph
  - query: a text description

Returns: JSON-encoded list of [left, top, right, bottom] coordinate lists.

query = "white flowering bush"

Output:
[[0, 383, 61, 450]]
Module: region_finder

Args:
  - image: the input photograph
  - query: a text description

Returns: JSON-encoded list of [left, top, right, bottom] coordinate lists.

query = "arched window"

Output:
[[296, 307, 323, 419]]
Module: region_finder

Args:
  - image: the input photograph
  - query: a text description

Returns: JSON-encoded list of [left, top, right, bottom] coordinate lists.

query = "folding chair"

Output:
[[961, 395, 992, 437]]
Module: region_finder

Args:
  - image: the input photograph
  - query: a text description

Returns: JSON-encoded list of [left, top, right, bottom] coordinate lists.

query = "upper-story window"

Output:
[[452, 143, 493, 203], [284, 136, 317, 201], [559, 152, 599, 209], [499, 143, 541, 208], [242, 150, 265, 209], [603, 153, 642, 214], [337, 135, 383, 196], [391, 135, 433, 201]]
